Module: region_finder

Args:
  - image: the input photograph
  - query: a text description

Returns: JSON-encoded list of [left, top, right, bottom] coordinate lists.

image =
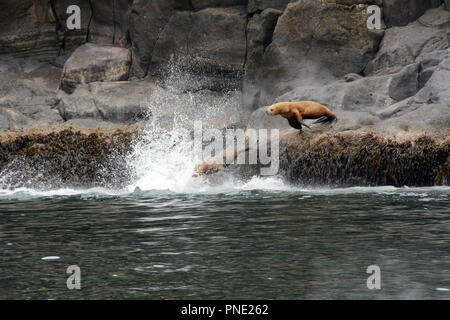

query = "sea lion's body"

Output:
[[267, 101, 337, 131]]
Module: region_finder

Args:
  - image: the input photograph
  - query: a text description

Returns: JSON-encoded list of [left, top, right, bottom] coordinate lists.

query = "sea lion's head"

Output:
[[266, 105, 278, 116]]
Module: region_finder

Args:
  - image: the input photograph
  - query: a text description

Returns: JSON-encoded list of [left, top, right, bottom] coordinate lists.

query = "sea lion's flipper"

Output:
[[288, 118, 303, 130], [312, 115, 337, 125]]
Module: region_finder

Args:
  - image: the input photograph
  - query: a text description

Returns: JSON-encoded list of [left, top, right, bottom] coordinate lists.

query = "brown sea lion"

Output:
[[266, 101, 337, 131]]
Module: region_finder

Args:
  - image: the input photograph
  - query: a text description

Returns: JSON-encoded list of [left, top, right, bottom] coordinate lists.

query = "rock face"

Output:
[[383, 0, 441, 26], [150, 6, 247, 90], [60, 43, 131, 94], [0, 55, 64, 131], [88, 0, 134, 46], [129, 0, 188, 77], [244, 0, 384, 109], [365, 19, 449, 75], [248, 0, 296, 13], [0, 0, 450, 188], [0, 0, 59, 59]]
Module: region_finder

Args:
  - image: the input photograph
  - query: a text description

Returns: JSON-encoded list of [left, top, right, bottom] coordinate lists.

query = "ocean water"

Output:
[[1, 94, 450, 300], [1, 183, 449, 299]]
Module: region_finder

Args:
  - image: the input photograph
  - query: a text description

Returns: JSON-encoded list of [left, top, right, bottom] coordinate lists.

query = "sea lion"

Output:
[[193, 144, 250, 177], [266, 101, 337, 131]]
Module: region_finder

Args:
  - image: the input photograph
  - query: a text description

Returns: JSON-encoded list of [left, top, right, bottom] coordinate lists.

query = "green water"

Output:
[[1, 186, 449, 299]]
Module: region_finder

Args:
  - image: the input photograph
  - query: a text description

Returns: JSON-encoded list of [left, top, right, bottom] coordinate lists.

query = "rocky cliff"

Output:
[[0, 0, 449, 188]]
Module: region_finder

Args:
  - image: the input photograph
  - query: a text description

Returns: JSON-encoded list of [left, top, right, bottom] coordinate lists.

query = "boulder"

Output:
[[244, 0, 384, 109], [60, 43, 131, 93], [89, 81, 156, 123], [57, 85, 101, 120], [388, 63, 420, 101], [383, 0, 441, 26]]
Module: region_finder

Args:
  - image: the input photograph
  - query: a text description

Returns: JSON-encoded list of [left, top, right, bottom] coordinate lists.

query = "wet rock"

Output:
[[60, 43, 131, 94], [364, 20, 449, 75], [151, 6, 247, 90], [89, 0, 133, 47], [383, 0, 441, 26], [0, 128, 138, 189], [129, 0, 188, 78], [244, 8, 283, 109], [51, 0, 92, 52], [239, 130, 450, 187], [0, 0, 59, 60]]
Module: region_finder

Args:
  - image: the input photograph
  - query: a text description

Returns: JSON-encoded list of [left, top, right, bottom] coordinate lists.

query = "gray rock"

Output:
[[0, 108, 33, 131], [383, 0, 441, 27], [365, 21, 449, 75], [245, 8, 283, 80], [88, 0, 134, 47], [376, 56, 450, 128], [0, 0, 59, 60], [129, 0, 188, 78], [89, 81, 156, 123], [244, 0, 384, 109], [61, 43, 132, 93], [57, 85, 101, 121], [52, 0, 92, 52], [248, 0, 296, 13], [418, 7, 450, 29], [0, 57, 63, 130], [0, 113, 9, 131], [151, 6, 247, 88], [388, 63, 420, 101], [276, 73, 396, 114]]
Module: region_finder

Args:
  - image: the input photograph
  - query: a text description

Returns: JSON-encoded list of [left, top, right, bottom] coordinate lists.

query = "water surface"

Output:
[[1, 185, 449, 299]]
